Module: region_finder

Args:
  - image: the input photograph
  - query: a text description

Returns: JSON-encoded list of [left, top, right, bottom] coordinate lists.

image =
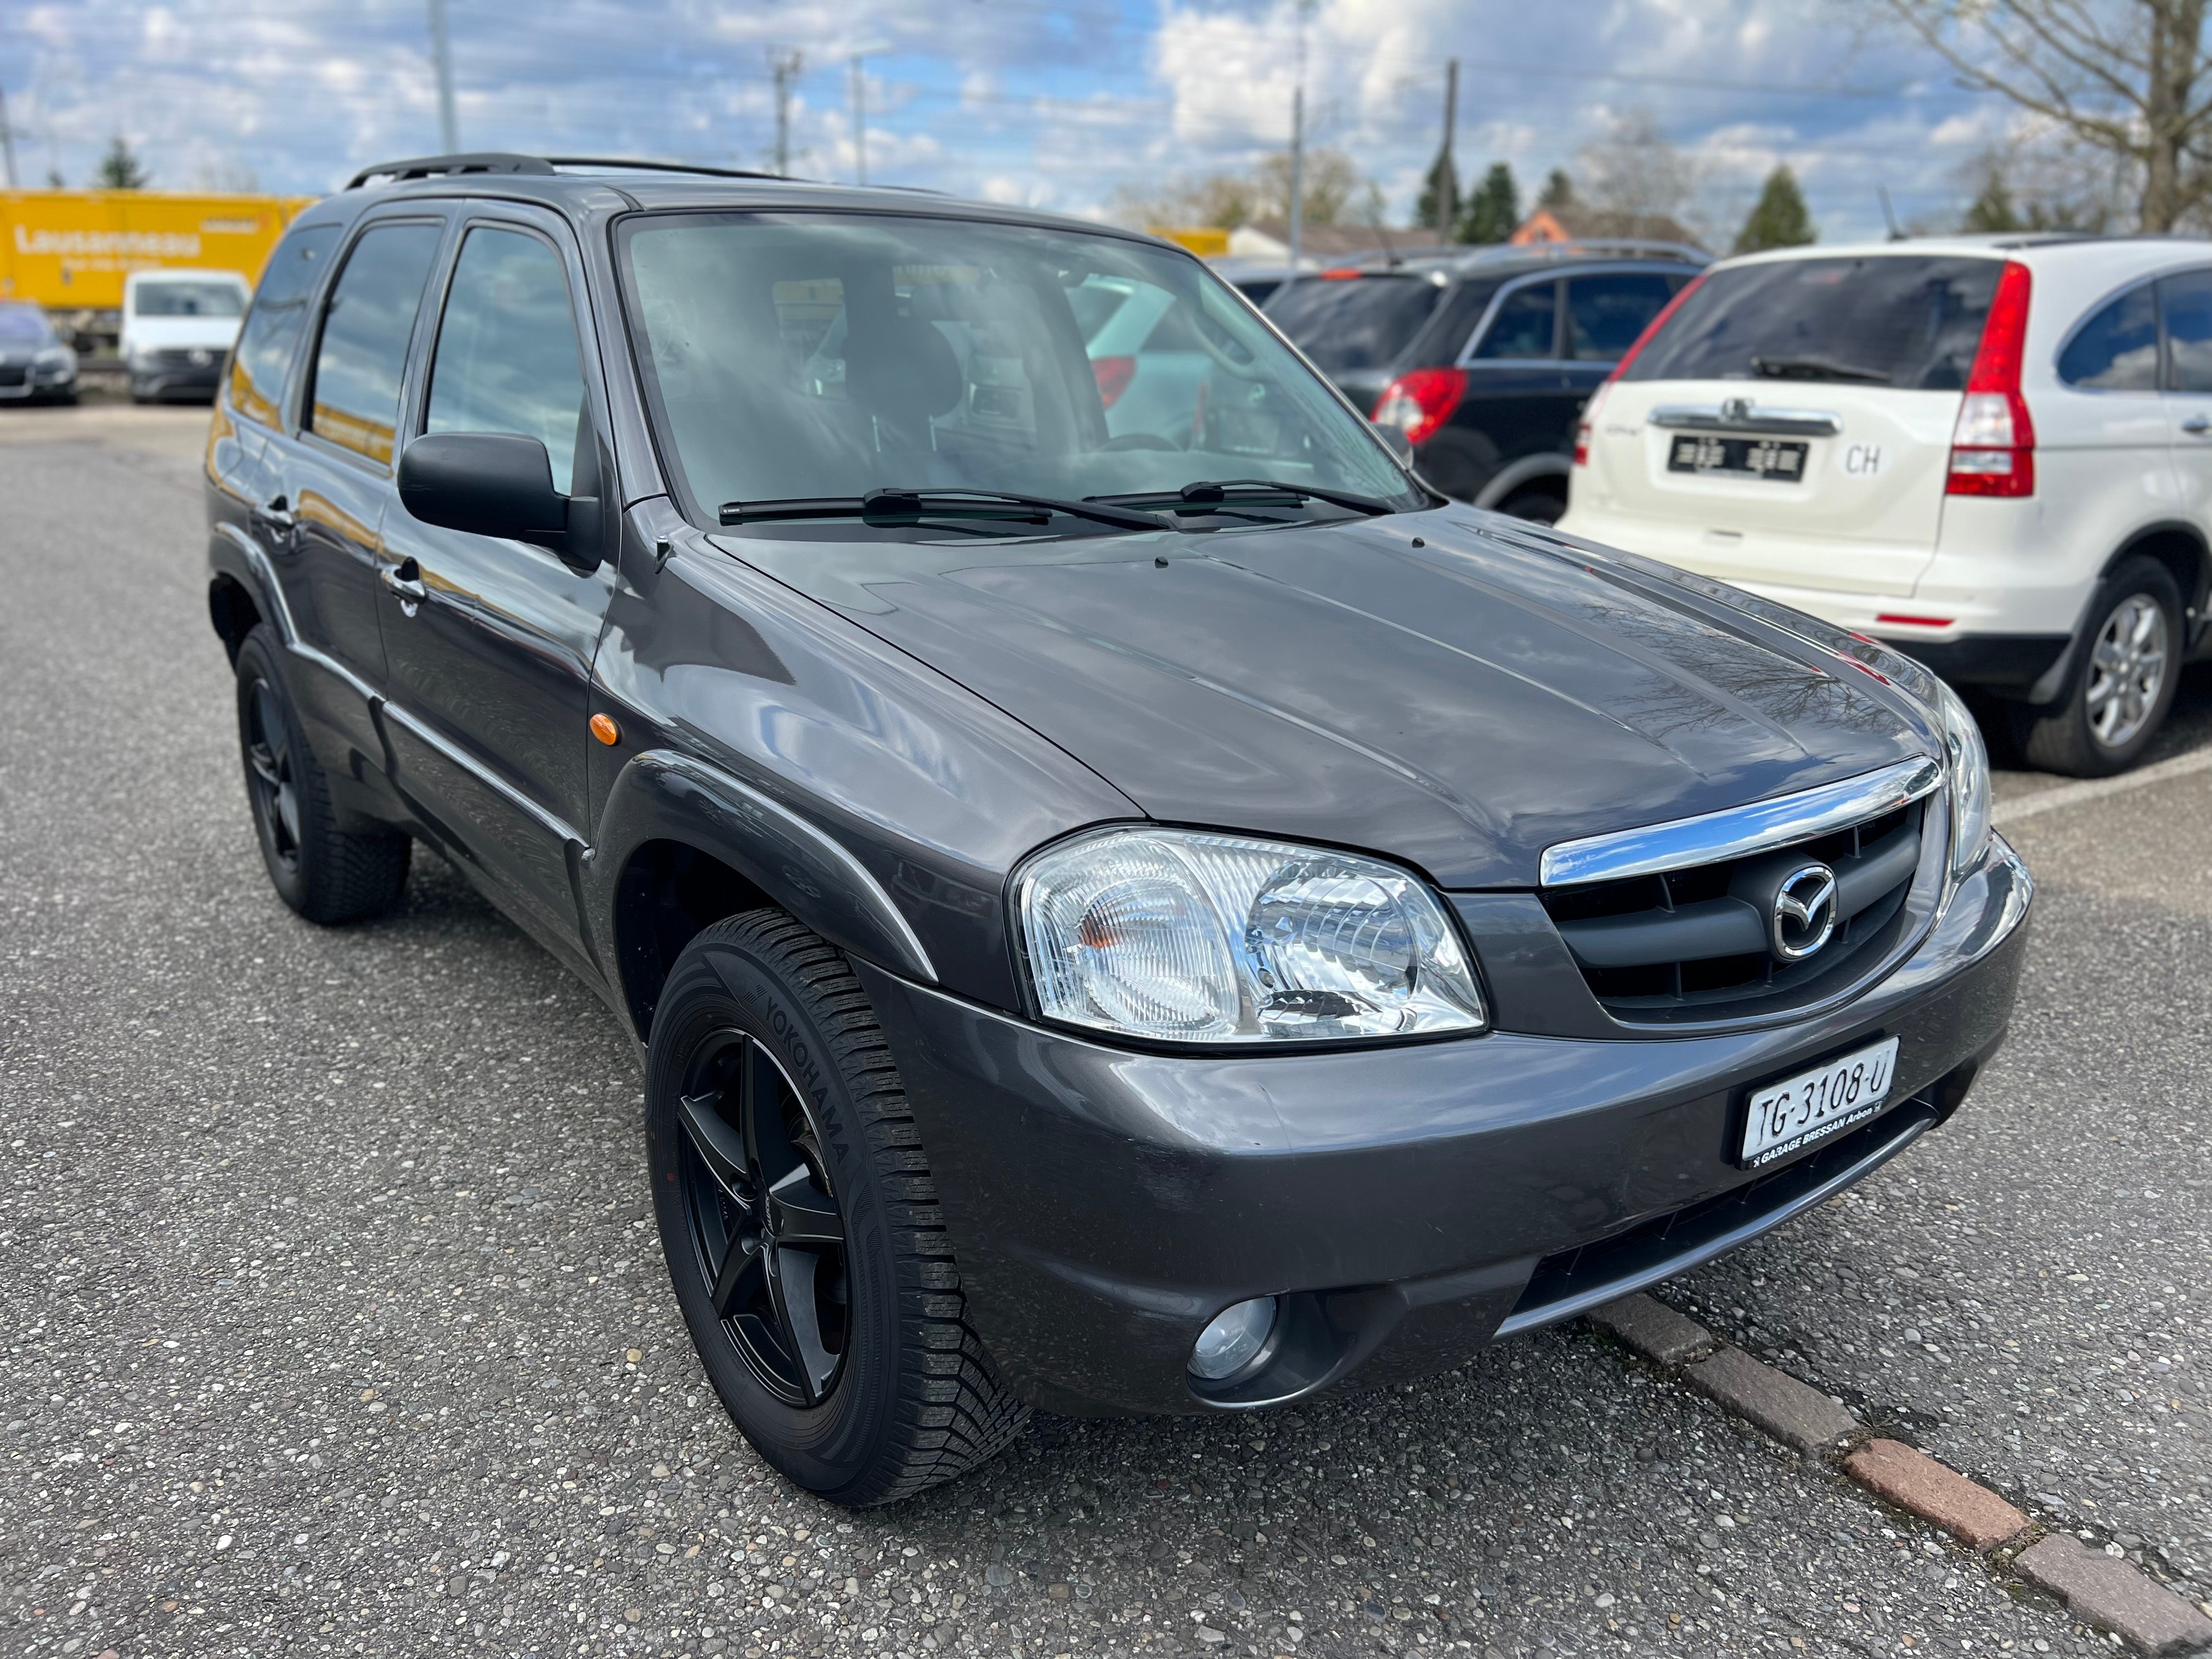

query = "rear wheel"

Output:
[[1497, 487, 1567, 526], [2015, 557, 2183, 777], [645, 911, 1028, 1505], [234, 626, 410, 922]]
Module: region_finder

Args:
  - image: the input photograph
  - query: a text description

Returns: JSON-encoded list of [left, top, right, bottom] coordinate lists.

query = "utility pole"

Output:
[[1286, 0, 1313, 268], [1440, 58, 1459, 236], [0, 87, 18, 192], [769, 49, 803, 177], [847, 40, 888, 186], [428, 0, 459, 154]]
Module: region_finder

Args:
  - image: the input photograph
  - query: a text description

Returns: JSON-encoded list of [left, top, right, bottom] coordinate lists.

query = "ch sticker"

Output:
[[1842, 442, 1884, 478]]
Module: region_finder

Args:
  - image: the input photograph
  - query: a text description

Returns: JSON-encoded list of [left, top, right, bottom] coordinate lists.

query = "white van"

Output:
[[1560, 235, 2212, 775], [121, 269, 251, 404]]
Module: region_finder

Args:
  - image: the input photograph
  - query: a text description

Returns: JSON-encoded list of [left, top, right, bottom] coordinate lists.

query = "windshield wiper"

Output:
[[1086, 478, 1395, 517], [718, 487, 1169, 533], [1748, 355, 1890, 385]]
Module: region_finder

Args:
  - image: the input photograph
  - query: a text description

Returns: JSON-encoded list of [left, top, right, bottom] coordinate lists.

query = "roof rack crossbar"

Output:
[[345, 153, 557, 190], [539, 156, 787, 182]]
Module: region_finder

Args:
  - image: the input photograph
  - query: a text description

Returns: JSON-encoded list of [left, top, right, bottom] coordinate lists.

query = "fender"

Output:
[[207, 521, 381, 704], [588, 748, 939, 992]]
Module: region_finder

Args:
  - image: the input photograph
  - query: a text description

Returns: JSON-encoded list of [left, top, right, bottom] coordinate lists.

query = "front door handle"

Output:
[[381, 557, 427, 616], [252, 493, 295, 541], [2183, 413, 2212, 435]]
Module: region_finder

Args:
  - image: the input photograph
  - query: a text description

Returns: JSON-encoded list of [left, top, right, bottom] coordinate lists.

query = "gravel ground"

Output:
[[2, 408, 2196, 1659]]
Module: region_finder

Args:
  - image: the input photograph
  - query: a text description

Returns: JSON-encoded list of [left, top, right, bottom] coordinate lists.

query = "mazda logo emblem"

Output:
[[1770, 862, 1839, 961]]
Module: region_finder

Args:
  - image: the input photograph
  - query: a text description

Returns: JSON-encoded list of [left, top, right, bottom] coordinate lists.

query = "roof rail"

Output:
[[347, 153, 791, 191], [346, 153, 556, 190]]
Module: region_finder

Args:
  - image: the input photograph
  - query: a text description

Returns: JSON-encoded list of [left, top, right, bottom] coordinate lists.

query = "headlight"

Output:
[[34, 345, 71, 369], [1931, 679, 1991, 879], [1015, 827, 1486, 1043]]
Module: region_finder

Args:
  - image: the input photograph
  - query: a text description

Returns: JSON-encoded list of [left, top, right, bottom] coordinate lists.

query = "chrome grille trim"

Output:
[[1539, 757, 1943, 889]]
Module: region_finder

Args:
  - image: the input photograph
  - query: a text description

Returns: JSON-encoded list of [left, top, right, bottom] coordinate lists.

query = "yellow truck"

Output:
[[1, 190, 317, 347]]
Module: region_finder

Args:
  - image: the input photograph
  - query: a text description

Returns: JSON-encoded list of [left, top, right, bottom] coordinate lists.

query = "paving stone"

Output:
[[1842, 1438, 2028, 1551], [1586, 1293, 1715, 1365], [1683, 1346, 1860, 1454], [2015, 1535, 2212, 1656]]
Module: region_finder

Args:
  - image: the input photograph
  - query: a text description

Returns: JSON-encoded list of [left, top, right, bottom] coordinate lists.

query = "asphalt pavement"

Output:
[[2, 404, 2206, 1659]]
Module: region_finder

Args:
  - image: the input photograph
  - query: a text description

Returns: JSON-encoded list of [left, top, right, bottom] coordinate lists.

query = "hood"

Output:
[[717, 509, 1938, 888], [123, 316, 242, 354]]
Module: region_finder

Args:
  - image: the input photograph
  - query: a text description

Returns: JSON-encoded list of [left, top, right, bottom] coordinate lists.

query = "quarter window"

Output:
[[425, 227, 588, 494], [2158, 270, 2212, 393], [1473, 283, 1559, 360], [2058, 283, 2159, 390], [227, 224, 340, 431], [307, 222, 444, 466], [1565, 273, 1679, 362]]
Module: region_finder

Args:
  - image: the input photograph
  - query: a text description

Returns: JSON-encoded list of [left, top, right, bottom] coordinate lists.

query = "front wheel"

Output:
[[2015, 556, 2183, 777], [645, 911, 1028, 1505]]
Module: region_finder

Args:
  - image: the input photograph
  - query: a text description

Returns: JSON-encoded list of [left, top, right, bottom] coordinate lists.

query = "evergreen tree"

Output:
[[97, 137, 149, 190], [1962, 167, 2022, 233], [1537, 167, 1575, 211], [1733, 165, 1815, 253], [1460, 161, 1520, 244], [1416, 149, 1461, 235]]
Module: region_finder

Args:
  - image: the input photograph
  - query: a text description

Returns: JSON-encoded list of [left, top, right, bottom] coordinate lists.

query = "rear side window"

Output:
[[1623, 256, 2002, 390], [2059, 283, 2160, 390], [227, 223, 340, 430], [307, 221, 444, 466], [424, 227, 588, 493], [1474, 282, 1559, 360], [1565, 273, 1679, 361], [1265, 276, 1443, 374], [2158, 270, 2212, 392]]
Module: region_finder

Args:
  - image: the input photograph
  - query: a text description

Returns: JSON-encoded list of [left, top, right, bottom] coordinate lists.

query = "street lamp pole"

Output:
[[847, 39, 889, 187], [1286, 0, 1313, 268], [427, 0, 459, 153]]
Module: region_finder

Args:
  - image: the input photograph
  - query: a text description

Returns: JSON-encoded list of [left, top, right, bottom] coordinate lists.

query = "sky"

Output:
[[0, 0, 2033, 245]]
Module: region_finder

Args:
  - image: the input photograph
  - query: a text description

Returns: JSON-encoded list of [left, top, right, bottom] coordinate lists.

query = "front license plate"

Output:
[[1738, 1037, 1900, 1169], [1668, 433, 1809, 481]]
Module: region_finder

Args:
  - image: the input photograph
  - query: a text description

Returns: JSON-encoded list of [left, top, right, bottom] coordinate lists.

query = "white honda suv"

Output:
[[1559, 234, 2212, 774]]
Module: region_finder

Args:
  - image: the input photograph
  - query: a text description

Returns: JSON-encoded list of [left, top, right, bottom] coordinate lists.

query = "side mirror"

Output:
[[1370, 420, 1414, 467], [397, 432, 601, 572]]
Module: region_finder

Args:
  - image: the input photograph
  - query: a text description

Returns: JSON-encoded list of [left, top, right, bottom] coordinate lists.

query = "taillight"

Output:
[[1372, 368, 1467, 448], [1573, 383, 1610, 467], [1947, 261, 2034, 498], [1092, 355, 1136, 409]]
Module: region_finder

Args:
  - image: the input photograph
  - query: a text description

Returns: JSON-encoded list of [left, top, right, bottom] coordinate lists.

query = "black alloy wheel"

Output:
[[674, 1028, 850, 1407], [244, 674, 303, 878]]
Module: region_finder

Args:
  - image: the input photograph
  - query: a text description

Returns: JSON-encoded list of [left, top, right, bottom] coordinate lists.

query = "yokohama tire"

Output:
[[645, 911, 1028, 1505]]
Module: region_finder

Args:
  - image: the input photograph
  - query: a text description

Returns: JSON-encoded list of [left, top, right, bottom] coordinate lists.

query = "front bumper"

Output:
[[859, 837, 2032, 1417], [130, 358, 222, 400]]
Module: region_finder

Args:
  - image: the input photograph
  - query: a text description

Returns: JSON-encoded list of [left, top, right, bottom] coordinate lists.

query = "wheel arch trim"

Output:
[[1471, 451, 1572, 511]]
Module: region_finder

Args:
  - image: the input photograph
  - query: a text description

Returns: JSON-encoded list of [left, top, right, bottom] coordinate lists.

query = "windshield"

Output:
[[0, 307, 54, 343], [1624, 256, 2002, 390], [617, 211, 1421, 526], [1263, 275, 1444, 375], [134, 279, 247, 318]]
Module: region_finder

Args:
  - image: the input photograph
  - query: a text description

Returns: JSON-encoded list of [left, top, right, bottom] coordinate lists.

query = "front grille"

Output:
[[0, 364, 25, 388], [1541, 797, 1931, 1021]]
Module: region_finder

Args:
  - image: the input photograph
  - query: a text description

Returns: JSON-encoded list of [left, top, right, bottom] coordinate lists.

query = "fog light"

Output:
[[1189, 1296, 1277, 1381]]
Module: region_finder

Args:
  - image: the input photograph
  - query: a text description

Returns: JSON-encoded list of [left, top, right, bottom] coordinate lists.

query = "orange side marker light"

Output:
[[589, 713, 621, 747]]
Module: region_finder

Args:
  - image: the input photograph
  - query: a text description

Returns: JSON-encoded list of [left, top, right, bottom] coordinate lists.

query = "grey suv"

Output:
[[203, 154, 2031, 1505]]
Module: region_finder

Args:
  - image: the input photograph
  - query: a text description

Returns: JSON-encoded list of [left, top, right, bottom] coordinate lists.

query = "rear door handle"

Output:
[[381, 557, 427, 615], [2183, 414, 2212, 435]]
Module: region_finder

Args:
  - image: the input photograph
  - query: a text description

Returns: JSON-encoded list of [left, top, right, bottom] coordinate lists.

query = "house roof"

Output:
[[1512, 205, 1704, 251]]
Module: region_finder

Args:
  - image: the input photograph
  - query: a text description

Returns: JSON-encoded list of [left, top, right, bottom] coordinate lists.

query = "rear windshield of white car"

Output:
[[1623, 256, 2002, 391], [1266, 275, 1444, 374], [133, 281, 246, 318]]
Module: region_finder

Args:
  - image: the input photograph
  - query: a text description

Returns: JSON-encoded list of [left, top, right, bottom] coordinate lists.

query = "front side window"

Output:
[[1565, 273, 1679, 361], [424, 227, 588, 493], [1474, 282, 1559, 360], [307, 221, 444, 466], [1263, 275, 1445, 374], [227, 224, 340, 430], [2058, 283, 2159, 390], [134, 280, 246, 318], [618, 211, 1421, 522], [2158, 270, 2212, 393], [1623, 256, 2002, 389]]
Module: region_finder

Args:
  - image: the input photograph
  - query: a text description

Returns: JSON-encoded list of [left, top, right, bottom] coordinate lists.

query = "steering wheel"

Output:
[[1098, 432, 1182, 452]]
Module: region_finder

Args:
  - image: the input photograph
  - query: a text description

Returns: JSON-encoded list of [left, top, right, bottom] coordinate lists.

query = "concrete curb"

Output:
[[1586, 1293, 2212, 1656]]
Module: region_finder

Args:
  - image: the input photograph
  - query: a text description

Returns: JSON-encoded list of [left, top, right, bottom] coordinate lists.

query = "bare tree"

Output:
[[1882, 0, 2212, 230], [1579, 110, 1697, 222], [1111, 147, 1364, 230]]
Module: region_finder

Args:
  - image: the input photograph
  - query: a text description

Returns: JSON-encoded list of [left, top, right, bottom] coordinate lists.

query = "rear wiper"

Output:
[[1087, 478, 1395, 517], [1748, 355, 1889, 385], [718, 486, 1169, 533]]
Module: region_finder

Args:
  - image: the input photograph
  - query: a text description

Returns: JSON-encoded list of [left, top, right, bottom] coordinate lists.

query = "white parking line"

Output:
[[1991, 744, 2212, 827]]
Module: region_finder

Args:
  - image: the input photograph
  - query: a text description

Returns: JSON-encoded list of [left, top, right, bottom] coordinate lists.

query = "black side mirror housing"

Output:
[[397, 433, 602, 573]]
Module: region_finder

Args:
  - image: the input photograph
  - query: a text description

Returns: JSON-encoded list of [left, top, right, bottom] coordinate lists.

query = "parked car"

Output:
[[0, 301, 79, 404], [1561, 233, 2212, 775], [1206, 257, 1301, 307], [123, 268, 252, 403], [204, 155, 2029, 1505], [1267, 242, 1705, 522], [1071, 272, 1209, 445]]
